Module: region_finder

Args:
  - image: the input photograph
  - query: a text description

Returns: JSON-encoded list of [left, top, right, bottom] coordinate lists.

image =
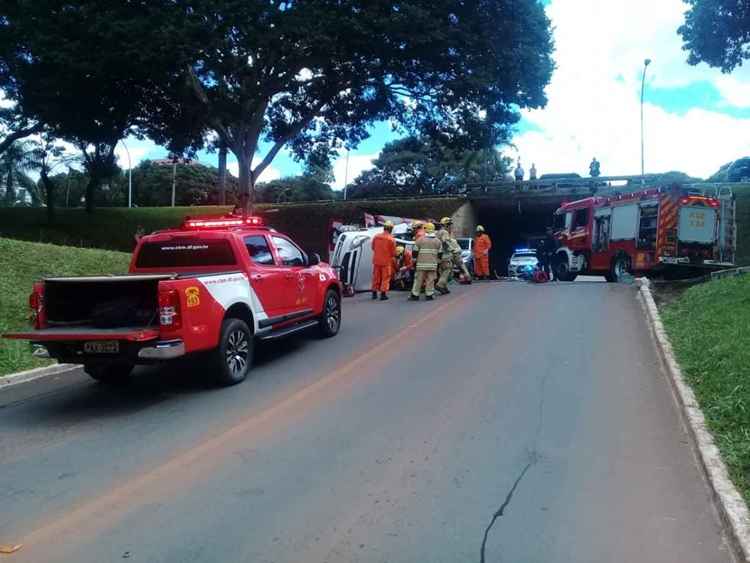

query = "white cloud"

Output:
[[226, 159, 281, 183], [509, 0, 750, 180], [332, 152, 378, 190], [114, 138, 159, 170]]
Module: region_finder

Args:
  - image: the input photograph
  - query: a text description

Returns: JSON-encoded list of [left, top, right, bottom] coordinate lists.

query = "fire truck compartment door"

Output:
[[678, 207, 717, 244], [594, 208, 611, 217], [610, 204, 638, 241]]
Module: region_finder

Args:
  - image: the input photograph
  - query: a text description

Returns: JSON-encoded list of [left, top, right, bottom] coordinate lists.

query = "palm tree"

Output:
[[0, 140, 36, 206]]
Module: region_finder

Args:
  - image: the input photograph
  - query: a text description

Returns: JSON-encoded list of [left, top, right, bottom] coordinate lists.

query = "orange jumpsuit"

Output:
[[371, 231, 397, 292], [473, 233, 492, 277]]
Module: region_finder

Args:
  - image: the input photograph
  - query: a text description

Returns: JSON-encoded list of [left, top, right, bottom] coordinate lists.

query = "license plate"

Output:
[[83, 340, 119, 354]]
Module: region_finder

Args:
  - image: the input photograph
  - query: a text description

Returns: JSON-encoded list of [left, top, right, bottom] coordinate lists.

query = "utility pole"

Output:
[[343, 149, 350, 201], [171, 155, 178, 207], [120, 139, 132, 208], [218, 143, 227, 206], [641, 58, 652, 183]]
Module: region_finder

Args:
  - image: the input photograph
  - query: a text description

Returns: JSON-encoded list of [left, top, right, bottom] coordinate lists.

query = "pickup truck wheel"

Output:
[[84, 362, 133, 384], [214, 318, 253, 386], [318, 290, 341, 338]]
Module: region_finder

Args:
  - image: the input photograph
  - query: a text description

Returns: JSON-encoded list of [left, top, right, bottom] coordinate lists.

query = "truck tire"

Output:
[[84, 362, 133, 384], [318, 289, 341, 338], [554, 257, 577, 282], [609, 254, 631, 283], [213, 318, 254, 386]]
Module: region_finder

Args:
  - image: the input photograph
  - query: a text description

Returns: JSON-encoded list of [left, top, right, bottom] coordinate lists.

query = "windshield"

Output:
[[457, 239, 471, 250], [512, 252, 537, 260]]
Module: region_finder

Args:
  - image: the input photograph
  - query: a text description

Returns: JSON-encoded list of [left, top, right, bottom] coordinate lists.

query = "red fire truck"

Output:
[[551, 185, 736, 281], [4, 214, 342, 386]]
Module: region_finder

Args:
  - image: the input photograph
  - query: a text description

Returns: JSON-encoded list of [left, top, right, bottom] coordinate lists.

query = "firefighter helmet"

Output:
[[476, 225, 485, 233], [424, 222, 435, 233], [396, 246, 405, 256], [440, 217, 453, 226], [383, 220, 395, 231]]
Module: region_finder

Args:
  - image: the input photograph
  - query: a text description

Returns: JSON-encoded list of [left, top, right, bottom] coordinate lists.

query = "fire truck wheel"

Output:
[[84, 362, 133, 384], [554, 258, 577, 282], [610, 255, 631, 283], [318, 289, 342, 338], [214, 318, 254, 386]]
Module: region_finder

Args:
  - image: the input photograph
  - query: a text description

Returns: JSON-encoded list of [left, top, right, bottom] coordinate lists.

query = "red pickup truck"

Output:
[[4, 214, 342, 386]]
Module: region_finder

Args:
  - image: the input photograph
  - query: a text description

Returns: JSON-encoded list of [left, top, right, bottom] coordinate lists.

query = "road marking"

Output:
[[16, 287, 488, 554]]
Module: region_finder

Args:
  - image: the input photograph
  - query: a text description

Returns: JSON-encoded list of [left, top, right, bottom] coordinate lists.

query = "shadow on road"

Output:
[[3, 332, 317, 425]]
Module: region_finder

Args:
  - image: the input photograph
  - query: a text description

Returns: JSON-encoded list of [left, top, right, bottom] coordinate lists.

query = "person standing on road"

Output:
[[410, 223, 441, 301], [537, 239, 551, 279], [371, 221, 397, 301], [435, 218, 454, 295], [473, 225, 492, 280]]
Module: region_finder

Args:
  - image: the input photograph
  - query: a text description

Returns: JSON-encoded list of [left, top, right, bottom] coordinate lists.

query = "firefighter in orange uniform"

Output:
[[473, 225, 492, 280], [371, 221, 397, 300]]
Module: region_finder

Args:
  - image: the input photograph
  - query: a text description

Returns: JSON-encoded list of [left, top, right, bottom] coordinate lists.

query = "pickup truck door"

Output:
[[243, 235, 290, 317], [270, 235, 316, 316]]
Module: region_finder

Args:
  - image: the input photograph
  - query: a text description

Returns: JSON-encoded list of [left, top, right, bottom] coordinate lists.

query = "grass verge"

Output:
[[661, 275, 750, 501], [0, 237, 131, 376]]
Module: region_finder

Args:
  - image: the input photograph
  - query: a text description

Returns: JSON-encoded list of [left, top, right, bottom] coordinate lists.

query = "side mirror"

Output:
[[307, 252, 321, 266]]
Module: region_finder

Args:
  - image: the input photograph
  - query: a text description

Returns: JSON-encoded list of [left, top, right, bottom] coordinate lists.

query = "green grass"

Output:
[[0, 237, 131, 376], [662, 275, 750, 500]]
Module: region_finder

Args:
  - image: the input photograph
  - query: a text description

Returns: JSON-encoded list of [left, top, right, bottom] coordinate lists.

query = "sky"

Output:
[[116, 0, 750, 186]]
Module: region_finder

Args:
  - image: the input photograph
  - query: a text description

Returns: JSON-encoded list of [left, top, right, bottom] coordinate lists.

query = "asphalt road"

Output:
[[0, 280, 734, 563]]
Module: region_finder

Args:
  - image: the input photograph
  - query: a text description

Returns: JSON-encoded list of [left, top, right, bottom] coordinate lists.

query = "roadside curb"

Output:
[[638, 278, 750, 562], [0, 362, 78, 390]]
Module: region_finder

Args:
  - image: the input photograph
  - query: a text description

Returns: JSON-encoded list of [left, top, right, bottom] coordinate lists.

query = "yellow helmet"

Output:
[[424, 222, 435, 233], [383, 220, 395, 231], [440, 217, 452, 226], [476, 225, 485, 233], [395, 246, 405, 256]]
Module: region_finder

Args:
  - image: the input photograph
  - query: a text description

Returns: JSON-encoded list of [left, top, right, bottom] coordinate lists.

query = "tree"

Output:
[[149, 0, 553, 209], [0, 1, 189, 212], [0, 107, 43, 157], [27, 136, 79, 221], [708, 158, 750, 182], [346, 136, 510, 198], [0, 140, 36, 206], [256, 147, 336, 203], [679, 0, 750, 71]]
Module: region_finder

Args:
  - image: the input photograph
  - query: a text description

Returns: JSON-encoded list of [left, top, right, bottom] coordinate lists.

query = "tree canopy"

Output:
[[679, 0, 750, 71], [134, 0, 554, 206], [346, 136, 510, 199]]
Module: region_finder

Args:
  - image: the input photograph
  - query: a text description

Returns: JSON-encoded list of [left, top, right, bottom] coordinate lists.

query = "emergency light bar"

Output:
[[679, 195, 720, 208], [182, 215, 265, 229]]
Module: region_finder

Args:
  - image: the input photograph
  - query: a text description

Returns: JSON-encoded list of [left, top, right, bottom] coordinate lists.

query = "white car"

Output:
[[331, 224, 413, 292], [508, 249, 538, 278]]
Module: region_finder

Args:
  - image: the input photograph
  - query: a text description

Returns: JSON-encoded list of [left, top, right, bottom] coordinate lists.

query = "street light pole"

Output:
[[641, 58, 652, 182], [120, 140, 132, 208], [343, 149, 350, 201]]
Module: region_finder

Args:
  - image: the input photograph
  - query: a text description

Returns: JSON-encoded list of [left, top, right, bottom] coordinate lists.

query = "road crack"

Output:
[[479, 459, 534, 563], [479, 368, 549, 563]]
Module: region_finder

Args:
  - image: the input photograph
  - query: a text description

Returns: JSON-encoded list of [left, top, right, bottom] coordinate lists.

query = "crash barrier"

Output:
[[711, 266, 750, 281]]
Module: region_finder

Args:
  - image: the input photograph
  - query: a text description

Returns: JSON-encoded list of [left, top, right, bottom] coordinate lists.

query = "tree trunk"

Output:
[[235, 151, 254, 214], [218, 143, 227, 206], [5, 169, 15, 206], [85, 173, 99, 214], [41, 169, 55, 223]]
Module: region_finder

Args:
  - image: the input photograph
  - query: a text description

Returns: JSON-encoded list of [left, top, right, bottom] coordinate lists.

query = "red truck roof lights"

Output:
[[181, 215, 264, 230], [679, 195, 720, 208]]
